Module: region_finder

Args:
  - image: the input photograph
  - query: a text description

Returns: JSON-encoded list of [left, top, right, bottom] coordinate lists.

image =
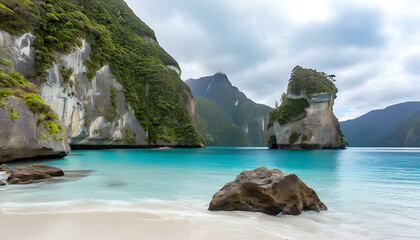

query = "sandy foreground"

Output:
[[0, 199, 376, 240], [0, 210, 287, 240]]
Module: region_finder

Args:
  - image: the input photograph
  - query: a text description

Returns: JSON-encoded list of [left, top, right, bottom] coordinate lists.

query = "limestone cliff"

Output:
[[0, 0, 202, 159], [267, 66, 345, 149], [0, 96, 70, 163]]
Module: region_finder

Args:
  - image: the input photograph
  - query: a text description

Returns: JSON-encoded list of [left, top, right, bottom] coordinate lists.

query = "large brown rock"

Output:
[[7, 164, 64, 184], [208, 166, 327, 215]]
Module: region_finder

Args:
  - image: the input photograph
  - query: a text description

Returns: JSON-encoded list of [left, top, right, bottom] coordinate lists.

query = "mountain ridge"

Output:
[[186, 73, 273, 146], [340, 101, 420, 146]]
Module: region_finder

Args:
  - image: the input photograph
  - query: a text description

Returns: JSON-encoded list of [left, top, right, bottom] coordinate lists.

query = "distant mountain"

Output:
[[195, 97, 249, 146], [186, 73, 273, 146], [340, 102, 420, 146]]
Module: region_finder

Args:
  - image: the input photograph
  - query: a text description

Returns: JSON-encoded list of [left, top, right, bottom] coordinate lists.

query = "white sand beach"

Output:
[[0, 210, 286, 240], [0, 200, 386, 240]]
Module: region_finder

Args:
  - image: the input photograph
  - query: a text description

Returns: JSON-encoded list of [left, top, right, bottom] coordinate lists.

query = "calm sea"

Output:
[[1, 147, 419, 239]]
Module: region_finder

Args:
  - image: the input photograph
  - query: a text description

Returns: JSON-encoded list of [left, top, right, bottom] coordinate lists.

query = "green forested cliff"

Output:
[[186, 73, 272, 146], [195, 97, 249, 146], [0, 0, 201, 145]]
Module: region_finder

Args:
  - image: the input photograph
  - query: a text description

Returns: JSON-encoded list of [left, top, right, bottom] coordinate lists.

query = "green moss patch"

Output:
[[59, 66, 73, 85], [43, 121, 64, 141], [289, 131, 300, 144], [23, 93, 58, 121], [8, 106, 18, 120], [0, 70, 64, 141], [268, 97, 309, 128], [0, 59, 12, 67]]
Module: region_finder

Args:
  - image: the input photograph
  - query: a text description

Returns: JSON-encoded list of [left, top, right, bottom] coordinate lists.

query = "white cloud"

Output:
[[125, 0, 420, 121]]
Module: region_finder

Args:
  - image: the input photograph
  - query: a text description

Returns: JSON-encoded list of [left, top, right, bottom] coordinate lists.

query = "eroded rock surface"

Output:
[[209, 166, 327, 215], [0, 96, 70, 163]]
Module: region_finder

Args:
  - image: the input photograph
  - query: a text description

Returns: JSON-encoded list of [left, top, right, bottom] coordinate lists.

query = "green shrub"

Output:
[[105, 86, 117, 122], [0, 88, 12, 100], [59, 66, 73, 85], [0, 71, 27, 88], [43, 121, 64, 141], [289, 66, 337, 96], [8, 106, 18, 121], [289, 131, 300, 144], [23, 93, 58, 121], [121, 129, 136, 144], [0, 59, 12, 67], [268, 97, 309, 128]]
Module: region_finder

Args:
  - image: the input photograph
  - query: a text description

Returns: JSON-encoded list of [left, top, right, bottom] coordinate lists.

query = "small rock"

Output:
[[8, 178, 21, 184], [0, 164, 8, 171], [0, 180, 7, 186], [7, 164, 64, 184], [209, 166, 327, 216]]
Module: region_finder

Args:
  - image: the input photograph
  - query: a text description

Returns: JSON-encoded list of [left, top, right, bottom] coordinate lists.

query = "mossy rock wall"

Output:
[[0, 0, 202, 147]]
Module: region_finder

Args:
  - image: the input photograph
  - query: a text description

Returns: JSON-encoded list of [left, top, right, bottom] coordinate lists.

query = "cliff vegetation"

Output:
[[186, 73, 272, 146], [195, 97, 250, 146], [0, 68, 64, 140], [0, 0, 200, 145], [288, 66, 337, 96]]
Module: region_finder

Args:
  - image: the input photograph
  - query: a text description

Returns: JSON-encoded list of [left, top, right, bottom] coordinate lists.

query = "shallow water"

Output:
[[1, 147, 419, 239]]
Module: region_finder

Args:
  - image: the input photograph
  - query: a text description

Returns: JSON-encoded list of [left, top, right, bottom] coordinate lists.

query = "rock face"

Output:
[[267, 66, 345, 149], [209, 166, 327, 215], [0, 96, 70, 163], [0, 0, 203, 156], [40, 41, 149, 147], [6, 164, 64, 184]]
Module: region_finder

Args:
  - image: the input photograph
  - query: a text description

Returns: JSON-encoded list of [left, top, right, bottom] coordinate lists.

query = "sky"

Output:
[[125, 0, 420, 120]]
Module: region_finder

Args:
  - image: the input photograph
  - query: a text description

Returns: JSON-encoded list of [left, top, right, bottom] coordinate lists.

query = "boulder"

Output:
[[7, 164, 64, 184], [0, 164, 8, 171], [8, 178, 21, 184], [208, 166, 327, 215]]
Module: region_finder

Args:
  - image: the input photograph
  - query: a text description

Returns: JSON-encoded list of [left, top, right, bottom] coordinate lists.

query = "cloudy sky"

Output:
[[125, 0, 420, 120]]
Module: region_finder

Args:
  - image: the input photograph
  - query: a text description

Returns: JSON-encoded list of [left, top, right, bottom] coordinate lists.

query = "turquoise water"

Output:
[[1, 147, 420, 239]]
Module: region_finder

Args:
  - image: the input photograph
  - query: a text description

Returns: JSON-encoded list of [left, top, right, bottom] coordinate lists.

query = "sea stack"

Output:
[[267, 66, 346, 149]]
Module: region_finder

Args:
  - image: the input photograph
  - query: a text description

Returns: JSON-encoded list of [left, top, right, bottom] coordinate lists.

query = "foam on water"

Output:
[[0, 171, 8, 181], [1, 147, 419, 239]]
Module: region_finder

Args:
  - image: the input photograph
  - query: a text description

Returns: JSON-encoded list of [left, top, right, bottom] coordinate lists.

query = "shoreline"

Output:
[[0, 199, 395, 240], [0, 200, 287, 240]]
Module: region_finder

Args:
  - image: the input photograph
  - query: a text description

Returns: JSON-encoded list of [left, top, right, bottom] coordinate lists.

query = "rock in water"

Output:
[[0, 164, 8, 171], [208, 166, 327, 215], [7, 164, 64, 184], [267, 66, 346, 149]]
